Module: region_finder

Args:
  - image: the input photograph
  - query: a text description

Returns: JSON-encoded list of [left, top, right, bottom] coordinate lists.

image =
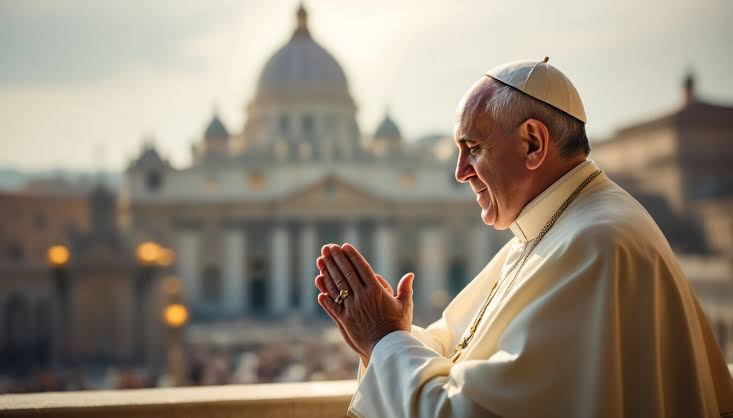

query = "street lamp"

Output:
[[136, 241, 175, 268], [136, 241, 161, 266], [134, 241, 171, 363], [162, 276, 189, 386], [163, 304, 188, 328], [46, 245, 70, 267], [46, 244, 71, 364]]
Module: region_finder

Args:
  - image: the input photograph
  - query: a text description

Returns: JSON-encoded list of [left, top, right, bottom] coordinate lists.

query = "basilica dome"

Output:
[[254, 5, 353, 103], [241, 4, 360, 160]]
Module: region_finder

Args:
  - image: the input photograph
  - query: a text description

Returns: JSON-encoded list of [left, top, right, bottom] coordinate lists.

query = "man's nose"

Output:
[[454, 151, 475, 184]]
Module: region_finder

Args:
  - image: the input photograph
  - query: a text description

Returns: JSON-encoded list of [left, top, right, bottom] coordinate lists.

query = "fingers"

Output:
[[342, 244, 378, 288], [316, 256, 326, 274], [318, 292, 343, 319], [315, 274, 327, 294], [375, 274, 394, 295], [319, 269, 341, 301], [316, 256, 342, 301], [317, 292, 365, 357], [329, 245, 365, 288], [321, 245, 356, 297]]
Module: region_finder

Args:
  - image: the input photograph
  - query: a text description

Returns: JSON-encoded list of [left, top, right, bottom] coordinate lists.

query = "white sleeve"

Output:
[[356, 322, 449, 384], [348, 331, 499, 418]]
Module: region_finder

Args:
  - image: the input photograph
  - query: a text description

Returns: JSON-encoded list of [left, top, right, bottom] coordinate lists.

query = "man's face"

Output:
[[454, 81, 527, 230]]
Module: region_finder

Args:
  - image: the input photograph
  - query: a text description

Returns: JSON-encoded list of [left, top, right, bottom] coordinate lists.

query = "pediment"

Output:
[[273, 174, 388, 217]]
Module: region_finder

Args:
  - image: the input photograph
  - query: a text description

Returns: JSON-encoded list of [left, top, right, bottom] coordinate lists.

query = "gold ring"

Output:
[[334, 289, 350, 305]]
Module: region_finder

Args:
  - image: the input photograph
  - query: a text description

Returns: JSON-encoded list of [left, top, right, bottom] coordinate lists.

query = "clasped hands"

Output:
[[314, 243, 415, 366]]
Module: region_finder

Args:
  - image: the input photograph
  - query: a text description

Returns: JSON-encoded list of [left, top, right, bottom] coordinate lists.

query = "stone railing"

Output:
[[2, 367, 733, 417], [0, 380, 357, 418]]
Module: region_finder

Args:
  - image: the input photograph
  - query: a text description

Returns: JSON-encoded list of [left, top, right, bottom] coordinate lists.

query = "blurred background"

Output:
[[0, 0, 731, 393]]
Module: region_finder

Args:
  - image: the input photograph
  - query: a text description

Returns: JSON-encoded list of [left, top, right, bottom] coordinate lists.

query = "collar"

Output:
[[509, 160, 601, 243]]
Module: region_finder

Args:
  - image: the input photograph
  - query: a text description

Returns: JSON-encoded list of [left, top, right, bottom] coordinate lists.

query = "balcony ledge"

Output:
[[0, 379, 358, 418], [2, 366, 732, 418]]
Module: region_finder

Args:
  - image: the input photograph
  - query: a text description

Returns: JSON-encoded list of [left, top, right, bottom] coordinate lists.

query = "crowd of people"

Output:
[[0, 319, 361, 394]]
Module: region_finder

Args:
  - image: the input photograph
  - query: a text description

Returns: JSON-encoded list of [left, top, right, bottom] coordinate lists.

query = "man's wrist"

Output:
[[367, 327, 404, 357]]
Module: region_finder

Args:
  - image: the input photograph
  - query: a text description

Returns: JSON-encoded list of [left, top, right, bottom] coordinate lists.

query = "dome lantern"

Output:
[[295, 3, 308, 35]]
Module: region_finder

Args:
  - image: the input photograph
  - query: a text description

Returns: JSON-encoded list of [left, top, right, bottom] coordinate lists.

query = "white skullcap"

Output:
[[485, 57, 587, 123]]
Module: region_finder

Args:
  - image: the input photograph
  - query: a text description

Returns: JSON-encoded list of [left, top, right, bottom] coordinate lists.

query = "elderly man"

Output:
[[314, 58, 733, 418]]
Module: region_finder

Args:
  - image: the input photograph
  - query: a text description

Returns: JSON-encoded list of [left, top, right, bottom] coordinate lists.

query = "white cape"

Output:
[[348, 160, 733, 418]]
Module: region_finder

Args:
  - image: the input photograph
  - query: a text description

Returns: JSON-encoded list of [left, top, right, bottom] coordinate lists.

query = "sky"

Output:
[[0, 0, 732, 171]]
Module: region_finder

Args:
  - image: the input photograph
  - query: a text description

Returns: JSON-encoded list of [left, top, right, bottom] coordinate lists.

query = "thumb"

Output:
[[396, 272, 415, 304]]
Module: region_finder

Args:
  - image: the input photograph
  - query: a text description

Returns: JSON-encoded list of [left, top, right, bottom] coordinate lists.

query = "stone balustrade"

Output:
[[0, 380, 357, 418], [2, 367, 733, 418]]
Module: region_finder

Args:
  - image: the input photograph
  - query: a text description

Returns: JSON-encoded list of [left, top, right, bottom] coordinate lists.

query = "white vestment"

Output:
[[347, 160, 733, 418]]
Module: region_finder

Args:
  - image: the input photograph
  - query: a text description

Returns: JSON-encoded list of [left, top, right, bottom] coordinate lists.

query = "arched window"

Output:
[[250, 257, 267, 313], [5, 294, 31, 365], [279, 113, 290, 136], [35, 301, 52, 366], [302, 114, 315, 139], [201, 265, 222, 303], [145, 170, 162, 191]]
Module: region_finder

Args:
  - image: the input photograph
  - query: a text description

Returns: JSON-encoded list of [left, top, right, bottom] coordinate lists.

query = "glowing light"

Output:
[[157, 248, 175, 267], [163, 304, 189, 328], [46, 245, 70, 267], [136, 241, 161, 265]]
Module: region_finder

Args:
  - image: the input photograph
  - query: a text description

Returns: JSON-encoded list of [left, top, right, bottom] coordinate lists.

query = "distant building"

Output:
[[592, 73, 733, 359], [0, 182, 165, 372], [121, 5, 509, 322]]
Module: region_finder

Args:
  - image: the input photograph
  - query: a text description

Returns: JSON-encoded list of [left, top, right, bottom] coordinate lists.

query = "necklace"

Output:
[[447, 169, 602, 362]]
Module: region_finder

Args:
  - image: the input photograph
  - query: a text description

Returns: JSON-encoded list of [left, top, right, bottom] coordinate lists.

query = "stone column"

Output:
[[270, 225, 290, 315], [470, 223, 491, 277], [177, 229, 199, 306], [343, 221, 360, 249], [418, 226, 447, 308], [374, 222, 396, 287], [223, 229, 246, 315], [300, 223, 318, 315]]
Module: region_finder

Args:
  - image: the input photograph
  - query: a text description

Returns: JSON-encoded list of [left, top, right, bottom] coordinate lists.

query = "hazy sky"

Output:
[[1, 0, 731, 171]]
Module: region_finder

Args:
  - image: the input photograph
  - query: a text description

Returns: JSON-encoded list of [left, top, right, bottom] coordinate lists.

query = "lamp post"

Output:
[[46, 245, 70, 363], [162, 276, 189, 386], [134, 241, 173, 364]]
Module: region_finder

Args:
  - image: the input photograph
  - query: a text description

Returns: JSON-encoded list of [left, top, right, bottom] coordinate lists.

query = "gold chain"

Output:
[[447, 170, 602, 362]]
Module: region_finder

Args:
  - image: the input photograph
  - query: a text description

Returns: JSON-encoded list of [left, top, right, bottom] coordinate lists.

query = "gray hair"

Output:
[[482, 78, 590, 158]]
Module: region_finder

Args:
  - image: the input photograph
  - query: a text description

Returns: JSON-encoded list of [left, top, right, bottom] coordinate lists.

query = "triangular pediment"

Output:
[[273, 174, 388, 217]]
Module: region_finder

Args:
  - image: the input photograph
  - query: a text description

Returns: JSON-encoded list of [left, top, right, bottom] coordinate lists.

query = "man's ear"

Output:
[[518, 118, 550, 171]]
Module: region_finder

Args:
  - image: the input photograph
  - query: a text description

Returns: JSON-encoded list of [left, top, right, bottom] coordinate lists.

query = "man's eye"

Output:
[[468, 145, 481, 156]]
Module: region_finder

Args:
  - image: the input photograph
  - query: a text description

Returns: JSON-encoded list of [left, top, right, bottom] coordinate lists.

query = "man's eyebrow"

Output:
[[457, 136, 476, 145]]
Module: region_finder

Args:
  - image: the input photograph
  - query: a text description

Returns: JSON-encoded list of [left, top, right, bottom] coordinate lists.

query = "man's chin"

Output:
[[481, 208, 509, 230]]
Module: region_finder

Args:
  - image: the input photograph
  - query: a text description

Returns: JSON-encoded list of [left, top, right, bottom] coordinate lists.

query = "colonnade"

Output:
[[175, 221, 500, 317]]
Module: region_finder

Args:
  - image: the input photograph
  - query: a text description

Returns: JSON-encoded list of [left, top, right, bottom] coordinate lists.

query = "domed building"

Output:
[[122, 5, 510, 322], [372, 111, 403, 158], [239, 5, 360, 162]]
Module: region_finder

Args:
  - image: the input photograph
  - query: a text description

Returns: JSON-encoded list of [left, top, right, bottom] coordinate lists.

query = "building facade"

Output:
[[0, 182, 167, 373], [121, 5, 510, 323]]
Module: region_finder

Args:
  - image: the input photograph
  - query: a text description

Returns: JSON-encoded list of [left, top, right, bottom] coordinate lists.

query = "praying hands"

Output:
[[314, 243, 415, 366]]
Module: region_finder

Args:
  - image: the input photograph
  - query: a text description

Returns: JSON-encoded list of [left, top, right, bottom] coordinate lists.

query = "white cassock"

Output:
[[347, 160, 733, 418]]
